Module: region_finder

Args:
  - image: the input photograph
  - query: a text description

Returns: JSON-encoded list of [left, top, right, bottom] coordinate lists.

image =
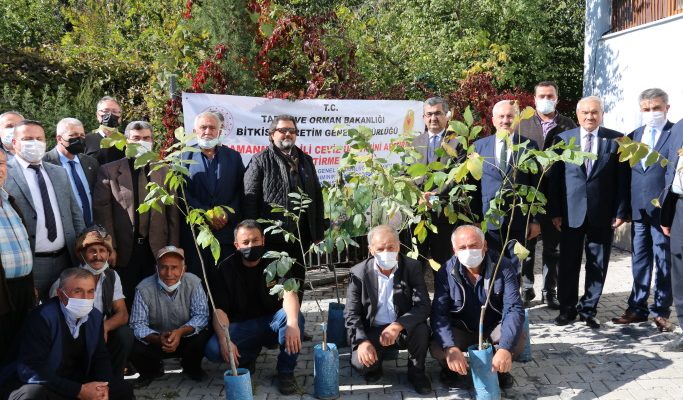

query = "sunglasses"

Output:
[[275, 127, 298, 134]]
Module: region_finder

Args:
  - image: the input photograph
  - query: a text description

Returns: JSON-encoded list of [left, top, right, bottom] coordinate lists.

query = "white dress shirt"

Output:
[[57, 151, 92, 216], [15, 156, 65, 252], [373, 263, 397, 326], [494, 137, 512, 167], [580, 127, 600, 158]]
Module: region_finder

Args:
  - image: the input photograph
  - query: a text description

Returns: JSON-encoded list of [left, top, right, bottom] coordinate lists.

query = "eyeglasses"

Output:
[[98, 108, 122, 116], [275, 127, 297, 134], [424, 111, 445, 118]]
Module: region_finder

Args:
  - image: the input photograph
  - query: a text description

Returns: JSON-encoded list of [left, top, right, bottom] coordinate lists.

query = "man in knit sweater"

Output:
[[128, 246, 211, 388]]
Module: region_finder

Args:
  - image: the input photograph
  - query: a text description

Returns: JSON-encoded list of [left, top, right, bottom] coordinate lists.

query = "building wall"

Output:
[[585, 0, 683, 133]]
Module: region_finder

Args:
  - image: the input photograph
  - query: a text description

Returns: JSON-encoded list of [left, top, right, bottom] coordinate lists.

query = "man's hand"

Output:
[[527, 222, 541, 240], [356, 340, 378, 368], [663, 225, 671, 237], [612, 218, 626, 229], [78, 381, 108, 400], [445, 347, 468, 375], [379, 322, 403, 347], [419, 191, 437, 207], [209, 213, 228, 231], [284, 322, 301, 355], [552, 217, 562, 232], [220, 339, 240, 365], [491, 348, 513, 373], [161, 330, 182, 353]]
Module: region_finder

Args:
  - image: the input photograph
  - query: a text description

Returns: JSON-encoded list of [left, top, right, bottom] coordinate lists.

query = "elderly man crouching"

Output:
[[344, 225, 432, 394], [430, 225, 525, 389], [128, 246, 211, 387]]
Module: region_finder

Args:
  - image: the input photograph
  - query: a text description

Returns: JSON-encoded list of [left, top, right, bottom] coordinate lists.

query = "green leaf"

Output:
[[463, 107, 474, 126], [407, 163, 428, 177], [513, 241, 530, 260], [466, 156, 483, 180]]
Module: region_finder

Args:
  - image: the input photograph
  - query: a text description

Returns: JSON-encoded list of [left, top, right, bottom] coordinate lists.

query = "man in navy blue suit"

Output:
[[181, 111, 245, 278], [472, 100, 540, 270], [549, 96, 629, 329], [613, 89, 674, 332], [659, 118, 683, 351]]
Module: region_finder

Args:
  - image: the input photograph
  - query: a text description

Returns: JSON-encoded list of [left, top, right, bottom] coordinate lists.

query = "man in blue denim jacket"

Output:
[[430, 225, 525, 388]]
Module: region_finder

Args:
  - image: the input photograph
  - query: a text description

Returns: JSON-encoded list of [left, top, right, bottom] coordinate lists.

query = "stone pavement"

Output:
[[133, 248, 683, 399]]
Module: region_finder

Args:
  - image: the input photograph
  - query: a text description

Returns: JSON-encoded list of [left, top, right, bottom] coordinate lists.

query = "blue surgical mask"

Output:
[[197, 137, 221, 149], [158, 276, 182, 292]]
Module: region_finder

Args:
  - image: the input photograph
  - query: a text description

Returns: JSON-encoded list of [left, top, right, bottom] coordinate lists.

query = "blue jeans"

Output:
[[204, 309, 304, 374]]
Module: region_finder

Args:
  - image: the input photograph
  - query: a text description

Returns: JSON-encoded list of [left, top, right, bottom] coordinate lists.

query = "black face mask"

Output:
[[238, 245, 265, 262], [101, 113, 119, 128], [65, 137, 85, 155]]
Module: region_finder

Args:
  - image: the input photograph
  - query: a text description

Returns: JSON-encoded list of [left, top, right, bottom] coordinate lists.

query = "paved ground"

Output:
[[133, 248, 683, 399]]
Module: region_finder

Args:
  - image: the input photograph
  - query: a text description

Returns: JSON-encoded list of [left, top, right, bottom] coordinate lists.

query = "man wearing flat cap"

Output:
[[128, 246, 211, 387]]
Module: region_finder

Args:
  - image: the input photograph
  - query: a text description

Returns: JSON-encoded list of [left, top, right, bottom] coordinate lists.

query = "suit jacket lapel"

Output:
[[7, 159, 36, 212], [588, 128, 610, 179], [482, 136, 498, 176], [654, 121, 674, 153], [116, 161, 135, 224], [364, 259, 379, 323]]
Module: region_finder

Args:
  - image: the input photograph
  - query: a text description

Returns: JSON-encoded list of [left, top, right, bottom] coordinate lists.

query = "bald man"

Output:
[[548, 96, 628, 329]]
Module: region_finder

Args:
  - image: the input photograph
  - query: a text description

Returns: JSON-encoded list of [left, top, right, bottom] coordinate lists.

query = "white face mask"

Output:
[[61, 290, 95, 319], [197, 137, 221, 149], [130, 140, 153, 157], [1, 128, 14, 149], [535, 98, 556, 115], [81, 260, 109, 276], [18, 139, 46, 163], [457, 248, 485, 269], [158, 275, 182, 292], [641, 111, 666, 127], [375, 251, 398, 270]]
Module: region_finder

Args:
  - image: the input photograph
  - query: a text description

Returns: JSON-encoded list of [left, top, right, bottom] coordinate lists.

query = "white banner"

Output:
[[181, 93, 425, 183]]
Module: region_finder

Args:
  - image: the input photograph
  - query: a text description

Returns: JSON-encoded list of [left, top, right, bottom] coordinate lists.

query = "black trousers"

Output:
[[8, 380, 133, 400], [350, 322, 430, 374], [0, 274, 35, 364], [106, 325, 135, 379], [128, 328, 212, 378], [117, 238, 155, 310], [669, 199, 683, 319], [557, 223, 613, 317]]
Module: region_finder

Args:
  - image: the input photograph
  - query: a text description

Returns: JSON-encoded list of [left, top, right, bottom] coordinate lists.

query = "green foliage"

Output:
[[0, 0, 64, 48], [0, 80, 103, 147]]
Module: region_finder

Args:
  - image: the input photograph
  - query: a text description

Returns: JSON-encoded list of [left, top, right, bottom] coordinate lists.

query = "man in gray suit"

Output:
[[43, 118, 100, 226], [411, 97, 463, 270], [344, 225, 432, 394], [514, 81, 577, 308], [4, 120, 85, 300]]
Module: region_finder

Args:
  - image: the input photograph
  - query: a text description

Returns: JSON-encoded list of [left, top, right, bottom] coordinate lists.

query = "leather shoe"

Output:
[[277, 373, 299, 395], [554, 311, 577, 326], [654, 316, 675, 332], [522, 288, 536, 306], [611, 311, 647, 325], [439, 368, 460, 387], [364, 366, 383, 383], [542, 292, 561, 310], [498, 372, 514, 389], [662, 335, 683, 352], [407, 371, 432, 395], [580, 314, 601, 329]]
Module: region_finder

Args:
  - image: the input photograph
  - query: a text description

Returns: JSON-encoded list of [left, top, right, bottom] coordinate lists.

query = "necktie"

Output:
[[68, 160, 92, 226], [584, 133, 594, 175], [498, 139, 508, 171], [641, 127, 657, 169], [428, 135, 439, 163], [28, 164, 57, 242]]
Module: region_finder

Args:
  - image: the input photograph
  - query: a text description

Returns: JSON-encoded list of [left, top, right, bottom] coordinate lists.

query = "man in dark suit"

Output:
[[85, 96, 125, 165], [472, 100, 540, 270], [344, 225, 432, 394], [613, 88, 674, 332], [549, 96, 629, 329], [658, 118, 683, 351], [1, 268, 133, 400], [44, 118, 100, 227], [181, 111, 244, 278], [411, 97, 462, 269], [5, 120, 86, 300], [515, 81, 577, 307], [92, 121, 179, 307]]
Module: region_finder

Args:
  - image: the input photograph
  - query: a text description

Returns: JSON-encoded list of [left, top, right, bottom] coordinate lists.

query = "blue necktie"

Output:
[[642, 127, 657, 169], [68, 160, 93, 226], [428, 135, 439, 163], [28, 164, 57, 241]]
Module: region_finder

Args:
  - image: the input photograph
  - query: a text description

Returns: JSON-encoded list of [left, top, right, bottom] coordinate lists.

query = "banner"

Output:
[[182, 93, 425, 183]]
